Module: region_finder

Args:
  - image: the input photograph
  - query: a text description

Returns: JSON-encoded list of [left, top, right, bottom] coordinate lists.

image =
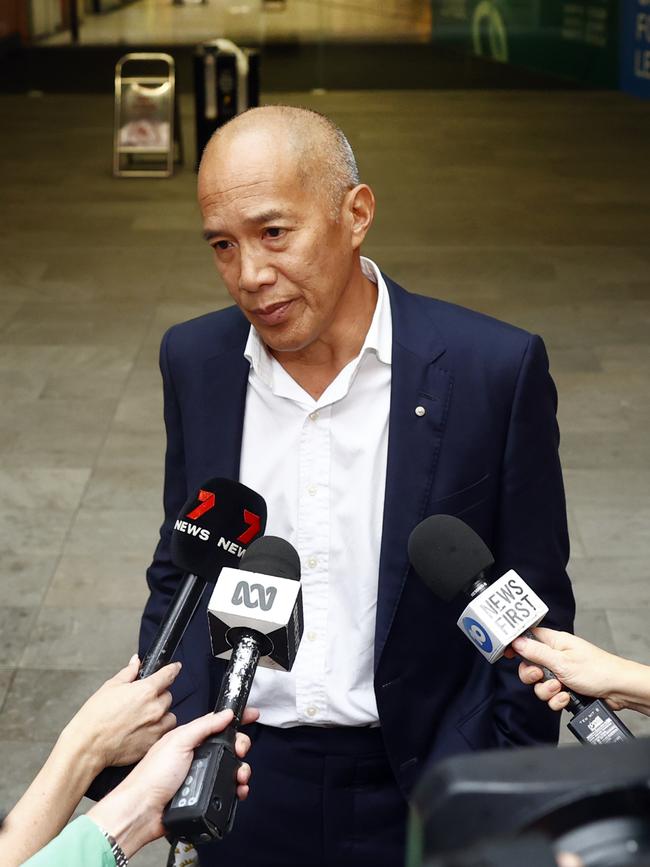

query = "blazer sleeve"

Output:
[[491, 333, 576, 747], [139, 327, 188, 655]]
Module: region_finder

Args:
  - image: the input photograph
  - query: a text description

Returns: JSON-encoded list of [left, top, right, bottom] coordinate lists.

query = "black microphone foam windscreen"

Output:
[[408, 514, 494, 602], [240, 535, 301, 581], [171, 478, 267, 579]]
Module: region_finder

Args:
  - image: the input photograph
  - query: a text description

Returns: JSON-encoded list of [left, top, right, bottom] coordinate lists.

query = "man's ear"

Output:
[[346, 184, 375, 250]]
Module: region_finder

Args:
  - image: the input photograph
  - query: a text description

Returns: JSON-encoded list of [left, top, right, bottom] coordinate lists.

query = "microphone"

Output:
[[163, 535, 304, 845], [139, 477, 267, 678], [87, 478, 267, 801], [408, 514, 633, 746]]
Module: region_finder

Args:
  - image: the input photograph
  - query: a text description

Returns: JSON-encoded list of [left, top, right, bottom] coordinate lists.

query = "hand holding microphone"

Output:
[[408, 514, 634, 745], [509, 627, 650, 718], [86, 708, 258, 862], [164, 534, 304, 845], [62, 654, 180, 771]]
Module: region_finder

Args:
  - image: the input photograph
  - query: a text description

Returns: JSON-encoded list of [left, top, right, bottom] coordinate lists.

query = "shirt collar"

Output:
[[244, 255, 392, 389]]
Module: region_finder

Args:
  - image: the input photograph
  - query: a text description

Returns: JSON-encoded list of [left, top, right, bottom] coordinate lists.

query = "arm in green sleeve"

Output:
[[21, 816, 115, 867]]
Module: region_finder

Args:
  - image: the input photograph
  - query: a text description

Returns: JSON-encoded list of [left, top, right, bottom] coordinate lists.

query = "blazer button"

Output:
[[415, 406, 426, 417]]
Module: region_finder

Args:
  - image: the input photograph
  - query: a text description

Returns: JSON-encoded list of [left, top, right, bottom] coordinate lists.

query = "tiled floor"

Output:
[[0, 88, 649, 865], [42, 0, 431, 45]]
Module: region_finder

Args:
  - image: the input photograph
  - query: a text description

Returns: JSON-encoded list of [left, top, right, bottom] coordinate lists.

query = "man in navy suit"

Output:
[[140, 106, 575, 867]]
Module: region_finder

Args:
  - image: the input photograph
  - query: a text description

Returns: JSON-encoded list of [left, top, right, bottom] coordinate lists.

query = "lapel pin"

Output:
[[415, 406, 426, 417]]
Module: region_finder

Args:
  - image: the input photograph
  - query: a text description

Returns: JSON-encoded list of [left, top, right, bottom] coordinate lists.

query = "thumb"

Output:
[[511, 634, 559, 670], [173, 710, 236, 751], [112, 654, 141, 684]]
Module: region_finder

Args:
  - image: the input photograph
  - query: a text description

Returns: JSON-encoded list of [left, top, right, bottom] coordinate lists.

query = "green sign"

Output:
[[432, 0, 619, 86]]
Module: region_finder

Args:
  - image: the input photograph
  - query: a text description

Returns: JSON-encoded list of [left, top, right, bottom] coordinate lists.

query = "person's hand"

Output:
[[509, 627, 636, 712], [59, 655, 180, 770], [87, 706, 259, 858]]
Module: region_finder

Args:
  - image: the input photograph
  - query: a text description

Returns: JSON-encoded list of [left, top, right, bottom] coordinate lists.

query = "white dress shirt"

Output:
[[238, 257, 392, 727]]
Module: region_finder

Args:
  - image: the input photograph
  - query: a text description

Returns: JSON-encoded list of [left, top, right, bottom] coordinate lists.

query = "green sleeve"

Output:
[[22, 815, 116, 867]]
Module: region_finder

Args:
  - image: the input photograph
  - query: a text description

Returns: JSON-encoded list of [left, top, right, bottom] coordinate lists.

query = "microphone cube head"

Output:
[[457, 570, 548, 663], [207, 567, 304, 672]]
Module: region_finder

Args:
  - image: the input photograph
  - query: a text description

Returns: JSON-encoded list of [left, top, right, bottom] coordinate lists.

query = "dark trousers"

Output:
[[196, 724, 408, 867]]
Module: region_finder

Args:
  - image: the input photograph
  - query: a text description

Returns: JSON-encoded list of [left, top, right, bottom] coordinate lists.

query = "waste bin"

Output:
[[194, 38, 260, 169]]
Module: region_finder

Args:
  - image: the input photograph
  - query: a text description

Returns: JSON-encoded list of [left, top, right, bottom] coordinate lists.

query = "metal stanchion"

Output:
[[193, 39, 260, 169]]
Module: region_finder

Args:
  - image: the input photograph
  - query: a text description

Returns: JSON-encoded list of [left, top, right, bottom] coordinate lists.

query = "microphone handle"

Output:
[[214, 630, 262, 723], [139, 573, 207, 679], [163, 630, 263, 843]]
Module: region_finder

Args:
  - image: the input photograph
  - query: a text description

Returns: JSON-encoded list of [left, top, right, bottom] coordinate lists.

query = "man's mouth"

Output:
[[252, 300, 293, 325]]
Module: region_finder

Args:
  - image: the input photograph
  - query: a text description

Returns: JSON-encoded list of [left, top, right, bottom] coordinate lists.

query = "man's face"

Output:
[[198, 135, 359, 356]]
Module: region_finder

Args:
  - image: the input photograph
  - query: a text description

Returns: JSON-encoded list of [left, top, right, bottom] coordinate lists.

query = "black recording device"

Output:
[[163, 535, 304, 845], [408, 514, 634, 745]]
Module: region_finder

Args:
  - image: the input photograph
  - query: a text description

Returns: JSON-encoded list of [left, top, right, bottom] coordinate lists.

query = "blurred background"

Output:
[[0, 1, 649, 864]]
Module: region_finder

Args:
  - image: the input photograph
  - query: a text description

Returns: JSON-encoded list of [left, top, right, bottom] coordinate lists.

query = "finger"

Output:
[[236, 762, 251, 785], [159, 711, 177, 736], [158, 689, 173, 715], [235, 733, 252, 759], [112, 654, 141, 684], [236, 784, 250, 801], [518, 661, 545, 685], [170, 709, 235, 749], [556, 853, 584, 867], [533, 680, 562, 702], [511, 634, 559, 671], [146, 661, 182, 693], [549, 691, 571, 712], [528, 626, 566, 647], [241, 707, 260, 726]]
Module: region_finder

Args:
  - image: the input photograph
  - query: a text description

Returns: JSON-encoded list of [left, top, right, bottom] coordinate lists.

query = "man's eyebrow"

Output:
[[203, 227, 225, 241], [202, 209, 289, 241]]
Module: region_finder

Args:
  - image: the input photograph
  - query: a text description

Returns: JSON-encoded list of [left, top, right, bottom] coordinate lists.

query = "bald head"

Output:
[[199, 105, 360, 218]]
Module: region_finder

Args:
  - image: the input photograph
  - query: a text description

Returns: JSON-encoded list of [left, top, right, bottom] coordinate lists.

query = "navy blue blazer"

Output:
[[139, 276, 575, 797]]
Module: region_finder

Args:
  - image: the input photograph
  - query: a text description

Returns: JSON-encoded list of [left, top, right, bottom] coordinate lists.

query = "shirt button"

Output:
[[308, 556, 318, 569], [309, 411, 320, 421], [307, 706, 317, 717], [307, 484, 317, 496], [415, 405, 426, 417], [307, 630, 317, 642]]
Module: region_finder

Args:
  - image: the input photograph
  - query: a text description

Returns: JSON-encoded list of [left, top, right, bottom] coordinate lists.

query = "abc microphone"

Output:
[[163, 535, 304, 845], [408, 514, 633, 746], [87, 477, 266, 801]]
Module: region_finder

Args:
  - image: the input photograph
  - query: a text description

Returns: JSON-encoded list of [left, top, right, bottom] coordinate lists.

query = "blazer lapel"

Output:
[[374, 278, 452, 668], [198, 327, 250, 485]]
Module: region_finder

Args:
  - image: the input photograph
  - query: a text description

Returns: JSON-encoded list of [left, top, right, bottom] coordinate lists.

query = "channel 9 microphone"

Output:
[[88, 477, 267, 800], [408, 514, 633, 746], [163, 535, 304, 845]]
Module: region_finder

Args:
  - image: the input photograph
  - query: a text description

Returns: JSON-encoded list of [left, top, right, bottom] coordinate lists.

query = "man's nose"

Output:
[[238, 248, 276, 293]]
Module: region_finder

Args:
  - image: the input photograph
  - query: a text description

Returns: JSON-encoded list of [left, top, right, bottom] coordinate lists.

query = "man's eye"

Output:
[[265, 227, 284, 239], [214, 240, 232, 251]]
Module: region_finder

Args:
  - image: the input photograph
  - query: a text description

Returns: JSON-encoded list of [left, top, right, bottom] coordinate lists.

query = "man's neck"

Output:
[[272, 272, 378, 401]]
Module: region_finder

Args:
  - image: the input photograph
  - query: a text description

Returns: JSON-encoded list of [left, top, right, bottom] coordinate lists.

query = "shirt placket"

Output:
[[295, 403, 331, 723]]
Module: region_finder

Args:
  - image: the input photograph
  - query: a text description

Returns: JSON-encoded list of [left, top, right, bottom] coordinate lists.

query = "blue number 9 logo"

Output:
[[462, 617, 493, 653]]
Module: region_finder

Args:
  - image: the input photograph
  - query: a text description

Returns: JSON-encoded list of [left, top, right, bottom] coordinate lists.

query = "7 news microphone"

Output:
[[139, 477, 267, 678], [163, 534, 304, 845], [408, 514, 633, 746], [88, 477, 267, 800]]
